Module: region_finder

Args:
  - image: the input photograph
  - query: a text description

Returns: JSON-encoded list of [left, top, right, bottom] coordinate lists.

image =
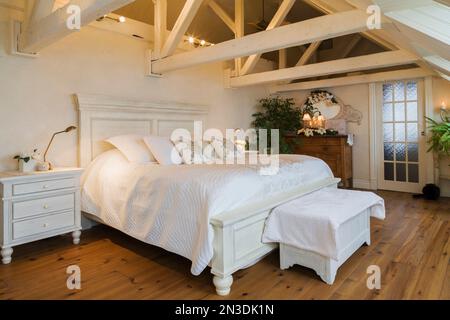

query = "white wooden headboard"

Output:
[[75, 93, 209, 167]]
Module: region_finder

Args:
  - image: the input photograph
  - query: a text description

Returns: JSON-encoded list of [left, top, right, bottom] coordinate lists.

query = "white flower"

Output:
[[316, 128, 326, 135], [305, 128, 314, 137], [297, 128, 305, 134]]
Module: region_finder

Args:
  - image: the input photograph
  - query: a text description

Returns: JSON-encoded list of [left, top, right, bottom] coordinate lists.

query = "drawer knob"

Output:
[[43, 204, 49, 209], [43, 223, 49, 228]]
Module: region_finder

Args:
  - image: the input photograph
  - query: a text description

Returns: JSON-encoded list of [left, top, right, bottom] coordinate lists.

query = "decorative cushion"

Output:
[[105, 134, 156, 163], [143, 136, 182, 165]]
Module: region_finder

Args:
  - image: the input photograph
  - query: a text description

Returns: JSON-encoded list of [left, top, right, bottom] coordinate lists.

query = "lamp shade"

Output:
[[302, 114, 311, 121]]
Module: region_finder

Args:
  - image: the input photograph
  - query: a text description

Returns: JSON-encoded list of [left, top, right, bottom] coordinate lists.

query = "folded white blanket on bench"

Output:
[[262, 188, 385, 260]]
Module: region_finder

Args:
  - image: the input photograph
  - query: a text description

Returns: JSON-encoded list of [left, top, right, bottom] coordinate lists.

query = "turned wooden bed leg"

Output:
[[1, 247, 13, 264], [213, 275, 233, 296]]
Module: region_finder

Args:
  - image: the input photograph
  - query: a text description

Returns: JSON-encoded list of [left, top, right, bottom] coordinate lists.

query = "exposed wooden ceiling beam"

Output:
[[229, 50, 420, 87], [239, 0, 296, 75], [152, 10, 372, 74], [304, 0, 397, 50], [270, 67, 433, 92], [295, 41, 322, 66], [340, 34, 362, 58], [234, 0, 244, 75], [28, 0, 55, 26], [207, 0, 235, 33], [153, 0, 167, 59], [160, 0, 204, 58], [18, 0, 135, 53]]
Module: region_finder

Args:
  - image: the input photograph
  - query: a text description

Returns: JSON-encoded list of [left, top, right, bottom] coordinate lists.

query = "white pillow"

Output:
[[144, 136, 182, 165], [106, 134, 156, 163], [174, 141, 193, 165]]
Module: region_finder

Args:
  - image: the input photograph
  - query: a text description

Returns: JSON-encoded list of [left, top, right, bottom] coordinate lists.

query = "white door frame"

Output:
[[368, 76, 435, 192]]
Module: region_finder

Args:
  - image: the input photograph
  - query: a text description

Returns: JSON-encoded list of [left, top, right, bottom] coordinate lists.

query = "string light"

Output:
[[118, 16, 126, 23], [186, 36, 214, 47]]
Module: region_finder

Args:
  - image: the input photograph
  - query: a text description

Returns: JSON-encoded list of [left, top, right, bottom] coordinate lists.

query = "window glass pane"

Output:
[[384, 162, 394, 181], [394, 82, 405, 101], [395, 123, 405, 142], [395, 143, 406, 161], [407, 102, 418, 121], [383, 84, 393, 102], [406, 82, 417, 100], [384, 123, 394, 142], [408, 164, 419, 183], [383, 103, 394, 122], [407, 123, 418, 142], [396, 163, 406, 182], [395, 103, 405, 121], [384, 143, 394, 161], [408, 143, 419, 162]]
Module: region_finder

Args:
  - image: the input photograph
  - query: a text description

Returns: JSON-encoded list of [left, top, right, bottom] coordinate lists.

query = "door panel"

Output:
[[377, 80, 426, 193]]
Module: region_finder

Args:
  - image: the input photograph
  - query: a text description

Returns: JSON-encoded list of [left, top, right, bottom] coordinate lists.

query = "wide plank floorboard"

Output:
[[1, 191, 449, 300]]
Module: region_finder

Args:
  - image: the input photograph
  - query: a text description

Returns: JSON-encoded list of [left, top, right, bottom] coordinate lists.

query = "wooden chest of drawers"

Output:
[[286, 134, 353, 188]]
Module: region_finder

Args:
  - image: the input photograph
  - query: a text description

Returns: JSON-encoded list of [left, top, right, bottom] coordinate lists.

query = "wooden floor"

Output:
[[1, 191, 449, 300]]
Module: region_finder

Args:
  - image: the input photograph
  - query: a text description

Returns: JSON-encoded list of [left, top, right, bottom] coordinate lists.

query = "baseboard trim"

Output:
[[353, 179, 372, 190]]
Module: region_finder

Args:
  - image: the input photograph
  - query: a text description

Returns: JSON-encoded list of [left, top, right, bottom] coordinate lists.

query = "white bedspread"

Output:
[[262, 188, 385, 260], [81, 150, 333, 275]]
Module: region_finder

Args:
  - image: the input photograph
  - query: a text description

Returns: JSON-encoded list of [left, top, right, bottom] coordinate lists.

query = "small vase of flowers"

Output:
[[14, 149, 40, 173]]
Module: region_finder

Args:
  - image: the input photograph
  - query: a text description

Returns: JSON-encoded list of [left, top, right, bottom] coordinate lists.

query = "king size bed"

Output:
[[76, 94, 339, 295]]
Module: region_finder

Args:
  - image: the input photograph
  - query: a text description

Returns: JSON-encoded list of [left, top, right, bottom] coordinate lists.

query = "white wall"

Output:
[[0, 8, 267, 171], [280, 84, 371, 188]]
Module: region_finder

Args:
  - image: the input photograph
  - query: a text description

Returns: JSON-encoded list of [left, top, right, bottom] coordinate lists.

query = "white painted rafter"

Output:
[[234, 0, 244, 75], [207, 0, 235, 33], [270, 68, 433, 92], [28, 0, 55, 25], [159, 0, 204, 58], [305, 0, 397, 50], [239, 0, 296, 75], [18, 0, 135, 53], [152, 10, 372, 74], [229, 50, 419, 87], [295, 41, 322, 66], [153, 0, 167, 59]]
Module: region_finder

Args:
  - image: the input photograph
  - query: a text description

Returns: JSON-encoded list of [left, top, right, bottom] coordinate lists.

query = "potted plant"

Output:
[[426, 106, 449, 157], [251, 96, 302, 154]]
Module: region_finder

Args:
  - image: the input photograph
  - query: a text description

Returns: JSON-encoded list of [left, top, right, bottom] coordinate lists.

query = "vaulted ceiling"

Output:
[[115, 0, 386, 65]]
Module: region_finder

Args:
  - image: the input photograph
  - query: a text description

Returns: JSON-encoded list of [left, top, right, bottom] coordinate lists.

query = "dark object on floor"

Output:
[[412, 184, 440, 200]]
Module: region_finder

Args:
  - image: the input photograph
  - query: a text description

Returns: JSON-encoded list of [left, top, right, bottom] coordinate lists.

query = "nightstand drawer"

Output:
[[12, 194, 75, 220], [13, 178, 75, 195], [12, 211, 75, 240]]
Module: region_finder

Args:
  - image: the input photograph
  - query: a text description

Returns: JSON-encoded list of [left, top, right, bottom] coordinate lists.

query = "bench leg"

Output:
[[213, 275, 233, 296]]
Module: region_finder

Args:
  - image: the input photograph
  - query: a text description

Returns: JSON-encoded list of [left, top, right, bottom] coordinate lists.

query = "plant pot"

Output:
[[18, 159, 36, 172]]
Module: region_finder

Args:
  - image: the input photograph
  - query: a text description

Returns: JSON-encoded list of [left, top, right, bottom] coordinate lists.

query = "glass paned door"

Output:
[[378, 80, 425, 193]]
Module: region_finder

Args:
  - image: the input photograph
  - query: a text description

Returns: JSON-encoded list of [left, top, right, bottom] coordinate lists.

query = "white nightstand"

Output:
[[0, 168, 83, 264]]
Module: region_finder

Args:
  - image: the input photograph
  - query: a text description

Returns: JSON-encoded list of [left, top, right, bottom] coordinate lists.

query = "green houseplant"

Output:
[[426, 107, 450, 156], [251, 96, 301, 154]]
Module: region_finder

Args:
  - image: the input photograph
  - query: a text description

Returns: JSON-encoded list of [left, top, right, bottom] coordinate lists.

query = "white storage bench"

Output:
[[262, 188, 385, 285]]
